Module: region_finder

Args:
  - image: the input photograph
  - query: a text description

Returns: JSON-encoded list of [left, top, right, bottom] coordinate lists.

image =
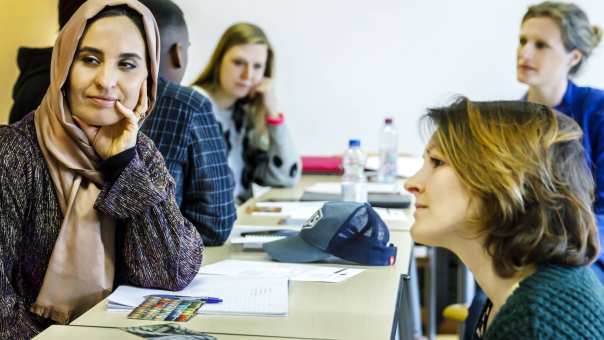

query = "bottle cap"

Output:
[[385, 117, 393, 124], [348, 139, 361, 148]]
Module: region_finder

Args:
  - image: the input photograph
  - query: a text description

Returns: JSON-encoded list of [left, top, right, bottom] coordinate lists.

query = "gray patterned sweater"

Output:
[[0, 114, 204, 339]]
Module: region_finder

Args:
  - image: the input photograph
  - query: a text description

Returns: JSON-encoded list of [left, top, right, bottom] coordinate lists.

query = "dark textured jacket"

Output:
[[0, 114, 204, 339], [9, 47, 52, 124]]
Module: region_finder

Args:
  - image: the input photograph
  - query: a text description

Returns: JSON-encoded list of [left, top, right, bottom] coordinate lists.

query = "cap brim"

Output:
[[263, 235, 331, 263]]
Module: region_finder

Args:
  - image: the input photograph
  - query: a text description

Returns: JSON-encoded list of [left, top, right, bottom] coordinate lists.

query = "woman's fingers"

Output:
[[135, 79, 148, 119], [255, 77, 272, 93], [114, 80, 147, 123], [115, 100, 138, 123], [73, 115, 99, 144]]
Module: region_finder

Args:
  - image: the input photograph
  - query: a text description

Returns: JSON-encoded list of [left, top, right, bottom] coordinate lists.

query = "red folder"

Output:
[[301, 156, 342, 174]]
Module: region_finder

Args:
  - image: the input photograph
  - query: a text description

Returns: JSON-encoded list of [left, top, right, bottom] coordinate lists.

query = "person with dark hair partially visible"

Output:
[[0, 0, 203, 338], [405, 98, 604, 339], [9, 0, 88, 124], [137, 0, 236, 245]]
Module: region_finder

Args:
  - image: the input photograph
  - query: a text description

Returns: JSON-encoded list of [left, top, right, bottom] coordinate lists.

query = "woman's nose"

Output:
[[518, 44, 533, 61], [95, 65, 118, 89], [241, 65, 250, 80], [404, 172, 424, 194]]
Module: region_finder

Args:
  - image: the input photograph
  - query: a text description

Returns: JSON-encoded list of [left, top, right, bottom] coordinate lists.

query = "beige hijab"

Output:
[[31, 0, 160, 324]]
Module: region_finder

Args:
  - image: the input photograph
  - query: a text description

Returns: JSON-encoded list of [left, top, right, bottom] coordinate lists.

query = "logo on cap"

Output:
[[302, 208, 323, 230]]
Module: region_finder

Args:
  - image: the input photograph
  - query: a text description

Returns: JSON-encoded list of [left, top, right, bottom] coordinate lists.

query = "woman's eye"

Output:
[[535, 41, 547, 49], [81, 55, 100, 65], [119, 60, 137, 70], [253, 63, 263, 70], [233, 59, 244, 66], [430, 157, 444, 167], [519, 37, 527, 46]]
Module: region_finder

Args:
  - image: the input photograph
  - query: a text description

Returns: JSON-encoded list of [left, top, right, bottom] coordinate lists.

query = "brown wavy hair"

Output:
[[192, 22, 274, 135], [424, 97, 599, 277]]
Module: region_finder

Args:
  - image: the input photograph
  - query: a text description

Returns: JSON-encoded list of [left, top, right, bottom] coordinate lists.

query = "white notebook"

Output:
[[106, 275, 288, 316], [199, 260, 364, 283]]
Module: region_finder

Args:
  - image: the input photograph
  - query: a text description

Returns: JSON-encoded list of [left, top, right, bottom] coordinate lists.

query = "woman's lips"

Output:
[[88, 96, 117, 108], [518, 65, 536, 72]]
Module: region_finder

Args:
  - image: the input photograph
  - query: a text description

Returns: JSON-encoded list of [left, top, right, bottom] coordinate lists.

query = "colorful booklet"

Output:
[[127, 295, 204, 322]]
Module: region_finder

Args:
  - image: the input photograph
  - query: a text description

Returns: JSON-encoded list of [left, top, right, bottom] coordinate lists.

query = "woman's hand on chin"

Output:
[[250, 77, 279, 117], [74, 80, 148, 160]]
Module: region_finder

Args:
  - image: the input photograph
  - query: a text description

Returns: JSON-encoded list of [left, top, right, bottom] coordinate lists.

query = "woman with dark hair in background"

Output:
[[406, 97, 604, 339], [9, 0, 87, 124], [0, 1, 203, 338]]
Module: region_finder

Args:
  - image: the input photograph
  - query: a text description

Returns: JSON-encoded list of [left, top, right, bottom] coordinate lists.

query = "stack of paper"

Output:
[[248, 201, 411, 227], [304, 182, 406, 195], [300, 182, 412, 209], [365, 155, 423, 178], [251, 201, 326, 219], [230, 225, 301, 249], [199, 260, 364, 283], [107, 275, 288, 316]]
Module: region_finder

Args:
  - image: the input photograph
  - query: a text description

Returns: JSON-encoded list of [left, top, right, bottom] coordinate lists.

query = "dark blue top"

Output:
[[141, 78, 236, 246], [554, 80, 604, 282]]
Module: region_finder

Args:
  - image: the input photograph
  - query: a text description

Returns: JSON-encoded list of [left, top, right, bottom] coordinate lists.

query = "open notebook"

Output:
[[107, 275, 288, 316]]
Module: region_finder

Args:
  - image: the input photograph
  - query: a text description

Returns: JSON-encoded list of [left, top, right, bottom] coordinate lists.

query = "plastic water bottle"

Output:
[[377, 117, 398, 183], [341, 139, 368, 202]]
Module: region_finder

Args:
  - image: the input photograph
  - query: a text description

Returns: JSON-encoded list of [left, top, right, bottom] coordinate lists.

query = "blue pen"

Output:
[[145, 294, 223, 304]]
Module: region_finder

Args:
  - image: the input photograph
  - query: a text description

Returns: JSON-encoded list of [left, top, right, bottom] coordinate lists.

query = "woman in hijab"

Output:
[[0, 1, 203, 338]]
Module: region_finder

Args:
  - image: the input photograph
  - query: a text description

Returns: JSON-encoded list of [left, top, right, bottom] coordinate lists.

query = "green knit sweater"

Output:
[[485, 265, 604, 339]]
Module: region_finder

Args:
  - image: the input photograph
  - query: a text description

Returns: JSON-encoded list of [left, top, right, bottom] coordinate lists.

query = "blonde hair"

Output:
[[192, 22, 274, 134], [425, 97, 599, 277], [523, 1, 602, 75]]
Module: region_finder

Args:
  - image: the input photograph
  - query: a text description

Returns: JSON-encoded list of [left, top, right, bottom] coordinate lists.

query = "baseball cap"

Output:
[[263, 201, 397, 266]]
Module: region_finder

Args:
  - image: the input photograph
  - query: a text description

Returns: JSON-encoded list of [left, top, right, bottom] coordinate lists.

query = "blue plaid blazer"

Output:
[[141, 78, 236, 246]]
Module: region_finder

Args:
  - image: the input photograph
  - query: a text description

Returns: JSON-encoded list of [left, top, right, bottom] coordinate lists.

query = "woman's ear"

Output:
[[568, 49, 583, 69]]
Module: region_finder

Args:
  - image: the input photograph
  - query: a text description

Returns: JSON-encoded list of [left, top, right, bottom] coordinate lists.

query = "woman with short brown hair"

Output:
[[405, 97, 604, 338]]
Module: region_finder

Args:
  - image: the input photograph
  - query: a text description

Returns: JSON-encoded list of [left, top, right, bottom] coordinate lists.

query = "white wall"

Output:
[[175, 0, 604, 156]]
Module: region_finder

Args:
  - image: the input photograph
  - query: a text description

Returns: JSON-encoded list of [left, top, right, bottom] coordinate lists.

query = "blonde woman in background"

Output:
[[517, 1, 604, 282], [192, 23, 301, 203], [463, 3, 604, 337]]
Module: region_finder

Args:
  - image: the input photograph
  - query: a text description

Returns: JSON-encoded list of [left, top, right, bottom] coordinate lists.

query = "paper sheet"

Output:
[[198, 260, 364, 283], [107, 275, 288, 316]]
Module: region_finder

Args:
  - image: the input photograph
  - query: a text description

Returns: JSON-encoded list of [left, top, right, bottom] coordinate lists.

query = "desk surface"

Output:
[[71, 232, 412, 340], [33, 325, 312, 340], [66, 175, 414, 340]]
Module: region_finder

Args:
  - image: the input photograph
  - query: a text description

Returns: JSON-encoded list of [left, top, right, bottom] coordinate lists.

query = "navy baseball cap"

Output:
[[263, 202, 397, 266]]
